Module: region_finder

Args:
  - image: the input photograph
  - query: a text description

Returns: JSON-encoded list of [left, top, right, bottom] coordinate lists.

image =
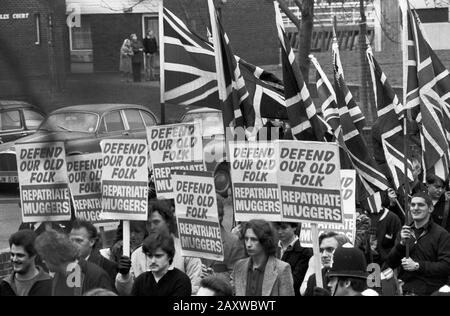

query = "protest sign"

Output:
[[67, 153, 117, 226], [100, 139, 148, 221], [147, 122, 205, 199], [172, 170, 224, 261], [278, 140, 342, 224], [16, 142, 71, 223], [300, 170, 357, 247], [229, 141, 281, 222]]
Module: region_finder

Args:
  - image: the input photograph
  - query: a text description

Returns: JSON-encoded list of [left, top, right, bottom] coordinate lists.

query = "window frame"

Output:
[[0, 110, 23, 132]]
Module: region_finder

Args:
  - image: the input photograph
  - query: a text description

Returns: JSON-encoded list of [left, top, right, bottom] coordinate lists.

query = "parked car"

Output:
[[5, 104, 158, 181], [22, 103, 159, 153], [179, 107, 231, 197], [0, 100, 46, 183]]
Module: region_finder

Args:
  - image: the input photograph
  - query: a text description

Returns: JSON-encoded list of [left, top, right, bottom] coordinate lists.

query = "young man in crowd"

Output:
[[131, 231, 191, 296], [115, 200, 202, 295], [387, 192, 450, 295], [301, 232, 349, 296], [0, 230, 52, 296], [232, 219, 294, 296], [275, 222, 312, 296], [426, 174, 450, 233], [35, 230, 113, 296], [69, 219, 118, 289], [197, 275, 233, 296]]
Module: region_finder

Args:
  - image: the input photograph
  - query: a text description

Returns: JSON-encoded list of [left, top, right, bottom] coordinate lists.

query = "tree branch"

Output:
[[277, 0, 301, 29]]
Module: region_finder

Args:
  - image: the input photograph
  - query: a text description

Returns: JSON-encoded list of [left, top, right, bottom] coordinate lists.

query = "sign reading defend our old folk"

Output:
[[16, 142, 71, 223], [172, 170, 224, 261], [67, 153, 117, 225], [278, 140, 343, 225], [100, 139, 148, 221], [147, 121, 205, 199], [229, 141, 281, 222]]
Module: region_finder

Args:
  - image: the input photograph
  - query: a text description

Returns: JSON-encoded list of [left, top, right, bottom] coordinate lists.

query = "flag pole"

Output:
[[401, 0, 411, 258], [159, 0, 166, 124]]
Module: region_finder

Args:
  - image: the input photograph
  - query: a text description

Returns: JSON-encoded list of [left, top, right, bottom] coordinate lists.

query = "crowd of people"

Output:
[[2, 161, 450, 296]]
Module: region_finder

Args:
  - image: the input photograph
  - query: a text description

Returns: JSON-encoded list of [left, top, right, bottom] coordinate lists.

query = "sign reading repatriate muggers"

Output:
[[172, 170, 224, 261], [229, 141, 281, 222], [16, 142, 71, 223], [278, 140, 343, 225], [67, 153, 115, 224], [147, 122, 205, 199], [300, 170, 357, 247], [100, 139, 148, 221]]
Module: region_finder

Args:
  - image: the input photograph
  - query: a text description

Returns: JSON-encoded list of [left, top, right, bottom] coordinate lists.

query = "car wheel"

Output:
[[214, 163, 231, 198]]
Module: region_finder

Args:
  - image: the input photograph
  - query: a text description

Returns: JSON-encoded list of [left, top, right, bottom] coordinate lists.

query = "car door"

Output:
[[0, 109, 24, 143], [123, 109, 148, 140], [97, 110, 129, 145], [22, 109, 45, 136]]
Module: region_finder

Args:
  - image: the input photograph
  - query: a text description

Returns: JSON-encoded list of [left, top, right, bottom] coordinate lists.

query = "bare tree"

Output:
[[277, 0, 314, 84]]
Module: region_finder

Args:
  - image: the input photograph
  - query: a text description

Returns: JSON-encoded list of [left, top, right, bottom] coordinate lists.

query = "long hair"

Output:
[[241, 219, 277, 257]]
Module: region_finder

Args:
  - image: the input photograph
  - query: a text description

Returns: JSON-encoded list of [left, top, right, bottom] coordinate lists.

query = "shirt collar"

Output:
[[278, 236, 299, 251], [248, 257, 268, 272]]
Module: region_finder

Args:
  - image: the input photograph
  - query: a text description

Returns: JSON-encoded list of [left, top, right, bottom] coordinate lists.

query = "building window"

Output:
[[70, 18, 92, 50], [34, 14, 40, 45]]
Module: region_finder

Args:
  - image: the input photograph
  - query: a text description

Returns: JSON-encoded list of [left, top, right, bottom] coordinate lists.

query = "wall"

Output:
[[0, 0, 68, 81]]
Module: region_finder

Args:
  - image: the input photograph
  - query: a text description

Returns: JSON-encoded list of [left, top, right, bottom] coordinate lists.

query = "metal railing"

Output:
[[281, 1, 375, 28]]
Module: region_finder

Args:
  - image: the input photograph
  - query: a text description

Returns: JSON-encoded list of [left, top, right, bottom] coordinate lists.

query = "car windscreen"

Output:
[[181, 112, 224, 137], [39, 112, 98, 133]]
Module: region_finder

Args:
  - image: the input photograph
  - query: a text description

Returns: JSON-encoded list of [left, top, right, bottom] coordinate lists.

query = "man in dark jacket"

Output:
[[426, 174, 450, 233], [69, 219, 118, 289], [130, 33, 144, 82], [387, 192, 450, 295], [275, 222, 312, 296], [143, 29, 158, 81], [35, 230, 113, 296], [0, 230, 52, 296]]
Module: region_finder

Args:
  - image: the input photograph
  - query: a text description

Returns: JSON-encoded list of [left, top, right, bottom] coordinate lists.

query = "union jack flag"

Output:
[[274, 2, 332, 141], [162, 7, 218, 107], [162, 7, 286, 128], [310, 49, 390, 214], [403, 3, 450, 181], [366, 45, 414, 190]]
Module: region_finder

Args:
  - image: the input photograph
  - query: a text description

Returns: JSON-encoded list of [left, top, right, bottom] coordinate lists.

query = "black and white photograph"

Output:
[[1, 0, 450, 302]]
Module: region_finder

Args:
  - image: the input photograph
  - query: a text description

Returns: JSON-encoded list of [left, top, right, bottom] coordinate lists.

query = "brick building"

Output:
[[0, 0, 68, 92], [66, 0, 278, 73]]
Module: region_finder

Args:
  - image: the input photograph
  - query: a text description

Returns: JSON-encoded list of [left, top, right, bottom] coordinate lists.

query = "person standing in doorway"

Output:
[[143, 30, 158, 81], [130, 33, 144, 82]]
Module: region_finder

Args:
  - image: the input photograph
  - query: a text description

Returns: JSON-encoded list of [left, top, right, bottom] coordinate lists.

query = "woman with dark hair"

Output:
[[131, 231, 191, 296], [232, 219, 294, 296]]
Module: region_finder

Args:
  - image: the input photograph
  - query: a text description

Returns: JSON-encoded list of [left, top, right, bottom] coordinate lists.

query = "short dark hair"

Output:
[[142, 231, 175, 265], [148, 199, 177, 234], [274, 222, 298, 229], [35, 230, 79, 266], [338, 277, 367, 293], [200, 275, 233, 296], [319, 231, 339, 246], [9, 230, 37, 257], [71, 219, 98, 244], [241, 219, 277, 257], [426, 174, 446, 187], [411, 192, 433, 207]]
